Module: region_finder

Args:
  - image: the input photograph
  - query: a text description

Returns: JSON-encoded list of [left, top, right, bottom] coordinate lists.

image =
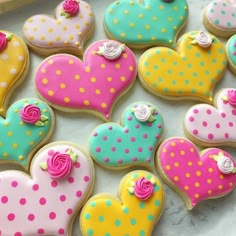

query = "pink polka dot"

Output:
[[38, 228, 45, 234], [60, 195, 66, 202], [229, 122, 234, 127], [68, 177, 74, 183], [206, 109, 212, 114], [104, 157, 109, 162], [116, 138, 122, 143], [103, 136, 108, 141], [124, 128, 129, 133], [193, 109, 199, 114], [111, 147, 116, 152], [118, 159, 123, 164], [28, 214, 35, 221], [108, 126, 113, 130], [202, 121, 208, 127], [51, 180, 58, 188], [58, 229, 65, 235], [193, 129, 198, 135], [154, 111, 158, 115], [155, 134, 159, 139], [138, 147, 143, 152], [14, 232, 22, 236], [221, 112, 226, 118], [127, 116, 132, 121], [1, 196, 8, 204], [49, 212, 56, 220], [130, 137, 136, 142], [216, 123, 220, 128], [225, 133, 229, 138], [19, 198, 26, 205], [232, 110, 236, 116], [84, 176, 90, 182], [148, 146, 153, 151], [67, 208, 73, 215], [125, 149, 129, 153], [11, 181, 18, 187], [75, 162, 80, 168], [76, 191, 82, 198], [93, 132, 98, 137], [208, 133, 214, 140], [146, 158, 151, 163], [39, 197, 46, 205], [157, 124, 162, 128], [32, 184, 39, 191], [7, 213, 15, 221], [48, 149, 54, 156], [132, 157, 137, 162], [143, 134, 148, 139], [147, 123, 152, 127], [135, 124, 140, 128], [95, 147, 101, 152], [189, 116, 194, 122]]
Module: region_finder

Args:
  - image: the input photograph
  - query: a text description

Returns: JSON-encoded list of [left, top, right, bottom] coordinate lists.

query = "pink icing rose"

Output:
[[20, 104, 41, 124], [0, 32, 7, 52], [227, 89, 236, 106], [47, 152, 73, 179], [134, 177, 154, 200], [62, 0, 80, 16]]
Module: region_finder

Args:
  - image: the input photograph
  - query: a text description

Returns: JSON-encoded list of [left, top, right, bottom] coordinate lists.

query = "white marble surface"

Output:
[[0, 0, 236, 235]]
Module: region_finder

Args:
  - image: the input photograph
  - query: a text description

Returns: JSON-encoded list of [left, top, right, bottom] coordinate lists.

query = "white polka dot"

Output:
[[13, 41, 20, 47], [0, 82, 7, 88], [1, 54, 8, 60], [18, 55, 24, 61], [10, 68, 17, 74]]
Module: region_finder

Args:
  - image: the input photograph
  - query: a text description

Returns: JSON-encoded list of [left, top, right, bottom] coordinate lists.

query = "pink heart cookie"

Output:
[[35, 40, 137, 121], [185, 88, 236, 147], [0, 141, 94, 236], [23, 0, 95, 56], [156, 137, 236, 210]]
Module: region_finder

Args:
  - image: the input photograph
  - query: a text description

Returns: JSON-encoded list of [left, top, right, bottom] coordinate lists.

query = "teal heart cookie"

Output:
[[89, 102, 164, 169], [104, 0, 189, 48], [0, 98, 55, 170]]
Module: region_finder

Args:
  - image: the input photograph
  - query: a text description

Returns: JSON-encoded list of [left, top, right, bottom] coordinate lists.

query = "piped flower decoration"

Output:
[[131, 104, 156, 122], [221, 89, 236, 106], [189, 31, 214, 48], [127, 177, 155, 200], [61, 0, 80, 18], [40, 149, 78, 179], [95, 41, 125, 60], [20, 104, 48, 127], [0, 32, 12, 52], [213, 152, 236, 175]]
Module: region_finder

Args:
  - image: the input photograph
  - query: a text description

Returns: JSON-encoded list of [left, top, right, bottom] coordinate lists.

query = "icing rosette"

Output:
[[195, 31, 212, 48], [217, 155, 234, 174], [20, 104, 41, 124], [227, 89, 236, 106], [133, 104, 151, 122], [134, 177, 154, 200], [61, 0, 80, 18], [0, 32, 12, 52]]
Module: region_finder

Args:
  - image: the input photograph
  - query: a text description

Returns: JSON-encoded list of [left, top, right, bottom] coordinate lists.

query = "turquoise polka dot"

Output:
[[173, 61, 178, 66], [148, 214, 154, 221], [155, 50, 160, 54], [193, 72, 198, 77], [199, 81, 204, 86], [123, 207, 129, 214], [195, 52, 200, 58], [152, 83, 157, 88], [105, 200, 112, 206], [207, 50, 212, 55], [85, 213, 91, 220], [192, 89, 196, 94], [205, 70, 210, 75], [179, 72, 184, 76], [155, 200, 161, 207], [144, 61, 148, 66], [210, 9, 214, 13], [153, 65, 158, 70], [140, 230, 145, 236], [146, 174, 151, 180], [99, 216, 104, 222], [115, 219, 121, 227], [177, 90, 182, 94], [87, 229, 94, 236], [213, 2, 217, 5], [104, 233, 111, 236], [154, 185, 160, 191], [161, 58, 166, 63], [90, 202, 96, 207], [184, 80, 189, 84], [187, 64, 192, 68], [133, 173, 139, 178], [167, 50, 173, 55], [214, 19, 220, 25], [227, 22, 231, 27], [232, 13, 236, 17], [139, 202, 146, 209], [145, 72, 150, 76], [187, 45, 192, 50], [125, 234, 130, 236], [205, 91, 210, 97], [217, 69, 222, 74], [158, 78, 163, 82], [211, 78, 215, 83], [130, 218, 137, 225], [222, 2, 226, 6], [182, 56, 187, 61], [221, 10, 226, 15], [222, 60, 227, 66], [212, 59, 217, 63], [200, 62, 205, 66], [164, 88, 169, 93], [218, 48, 224, 54], [168, 70, 173, 74]]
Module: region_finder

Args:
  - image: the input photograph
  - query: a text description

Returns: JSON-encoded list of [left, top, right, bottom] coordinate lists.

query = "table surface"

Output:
[[0, 0, 236, 235]]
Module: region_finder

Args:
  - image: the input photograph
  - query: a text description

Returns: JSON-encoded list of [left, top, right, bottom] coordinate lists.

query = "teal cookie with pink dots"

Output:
[[226, 34, 236, 74], [104, 0, 189, 49], [89, 102, 164, 169], [0, 98, 55, 170]]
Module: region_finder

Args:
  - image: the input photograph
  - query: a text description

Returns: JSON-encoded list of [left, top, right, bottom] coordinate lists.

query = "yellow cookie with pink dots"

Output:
[[80, 170, 164, 236]]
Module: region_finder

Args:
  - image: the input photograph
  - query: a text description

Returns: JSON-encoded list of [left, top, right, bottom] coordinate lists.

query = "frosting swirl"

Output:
[[195, 31, 212, 48], [62, 0, 80, 16], [217, 155, 234, 174], [103, 41, 124, 60], [20, 104, 41, 124], [0, 32, 8, 52], [134, 177, 154, 200], [227, 89, 236, 106], [47, 152, 73, 179], [134, 104, 151, 122]]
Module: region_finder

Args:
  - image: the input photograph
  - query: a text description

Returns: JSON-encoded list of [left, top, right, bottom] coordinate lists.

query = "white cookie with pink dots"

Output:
[[184, 88, 236, 146], [0, 141, 94, 235]]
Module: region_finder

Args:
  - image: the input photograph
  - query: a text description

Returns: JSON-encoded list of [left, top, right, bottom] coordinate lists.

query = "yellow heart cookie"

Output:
[[138, 31, 227, 103], [80, 170, 164, 236]]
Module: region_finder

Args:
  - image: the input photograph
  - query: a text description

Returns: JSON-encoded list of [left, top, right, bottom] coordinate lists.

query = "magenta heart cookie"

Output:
[[157, 137, 236, 210], [0, 141, 94, 235], [23, 0, 95, 56], [185, 88, 236, 147], [35, 40, 137, 121]]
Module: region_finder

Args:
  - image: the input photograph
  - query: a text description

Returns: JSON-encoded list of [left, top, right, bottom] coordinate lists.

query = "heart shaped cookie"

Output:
[[156, 137, 236, 210], [0, 141, 94, 235], [203, 0, 236, 37], [184, 88, 236, 147], [104, 0, 188, 49], [0, 30, 29, 116], [138, 31, 227, 103], [35, 40, 137, 121], [226, 34, 236, 74], [89, 102, 164, 169], [23, 0, 94, 56], [0, 98, 55, 170], [80, 170, 164, 236]]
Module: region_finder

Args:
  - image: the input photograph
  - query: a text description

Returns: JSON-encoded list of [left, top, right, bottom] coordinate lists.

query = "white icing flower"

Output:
[[195, 31, 212, 48], [134, 104, 151, 122], [217, 155, 234, 174]]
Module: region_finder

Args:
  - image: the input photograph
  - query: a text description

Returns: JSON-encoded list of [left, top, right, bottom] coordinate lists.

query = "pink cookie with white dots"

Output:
[[0, 141, 94, 236], [35, 40, 137, 121], [185, 88, 236, 147]]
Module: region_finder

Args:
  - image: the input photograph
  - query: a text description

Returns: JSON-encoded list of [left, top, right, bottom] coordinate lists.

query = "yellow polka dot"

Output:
[[48, 59, 54, 65], [173, 6, 179, 11], [74, 74, 80, 80], [120, 76, 126, 81], [28, 18, 33, 23], [174, 162, 179, 167], [138, 14, 143, 18], [208, 167, 213, 173], [60, 83, 66, 89], [56, 70, 62, 76], [12, 143, 18, 149], [170, 152, 175, 157], [26, 131, 31, 136], [20, 121, 24, 126], [195, 182, 200, 188], [48, 41, 53, 46], [115, 64, 121, 69], [3, 152, 8, 158], [190, 148, 195, 153], [124, 10, 129, 14], [84, 100, 90, 106], [85, 67, 91, 73], [137, 34, 143, 39], [101, 103, 107, 108], [207, 179, 212, 184], [48, 28, 53, 33], [40, 36, 46, 41], [152, 16, 158, 21], [122, 53, 128, 59], [56, 20, 61, 24], [75, 41, 80, 46], [130, 22, 135, 27], [129, 1, 134, 5], [184, 186, 189, 191], [219, 174, 224, 180], [8, 131, 13, 136], [69, 35, 74, 40], [120, 33, 126, 38], [229, 182, 233, 187], [165, 165, 171, 170], [160, 5, 165, 10], [146, 5, 151, 10], [218, 185, 223, 190], [79, 88, 85, 93], [75, 24, 80, 29], [64, 41, 69, 45], [40, 18, 46, 23], [198, 161, 203, 166], [41, 68, 46, 74], [168, 17, 173, 22], [100, 64, 106, 69], [42, 78, 48, 85], [90, 77, 96, 83], [48, 90, 54, 96], [196, 171, 201, 177], [180, 139, 185, 143], [161, 28, 166, 33], [129, 66, 134, 71], [29, 141, 35, 146], [185, 173, 191, 178], [180, 16, 185, 20], [18, 155, 24, 161], [109, 9, 113, 13], [180, 150, 185, 156], [110, 88, 116, 93], [171, 142, 176, 147], [188, 161, 192, 166], [63, 26, 68, 31], [173, 26, 177, 30], [0, 142, 2, 146], [4, 122, 9, 127], [173, 176, 179, 182], [64, 97, 70, 103], [208, 190, 212, 195], [113, 19, 119, 24], [95, 89, 101, 95], [69, 60, 74, 65], [162, 148, 167, 153], [55, 36, 61, 42], [194, 194, 199, 199], [14, 109, 19, 113], [39, 131, 44, 136], [145, 25, 150, 29], [29, 36, 34, 40], [107, 77, 112, 82]]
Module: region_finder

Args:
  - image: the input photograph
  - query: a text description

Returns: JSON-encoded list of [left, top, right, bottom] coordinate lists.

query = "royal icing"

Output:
[[0, 30, 29, 116], [184, 88, 236, 146], [80, 170, 164, 236], [226, 34, 236, 74], [89, 102, 163, 169], [0, 98, 54, 169], [104, 0, 188, 48], [0, 142, 94, 235], [138, 31, 227, 103], [23, 0, 94, 56], [157, 137, 236, 209], [204, 0, 236, 36], [35, 40, 137, 120]]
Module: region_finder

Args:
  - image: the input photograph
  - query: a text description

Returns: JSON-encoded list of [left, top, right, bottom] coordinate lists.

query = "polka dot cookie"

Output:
[[226, 34, 236, 74], [0, 98, 55, 170], [35, 40, 137, 121], [0, 30, 29, 116], [138, 31, 227, 103], [89, 102, 164, 169], [156, 137, 236, 210], [104, 0, 188, 49], [80, 170, 164, 236], [0, 141, 94, 235], [184, 88, 236, 147], [203, 0, 236, 38], [23, 0, 95, 56]]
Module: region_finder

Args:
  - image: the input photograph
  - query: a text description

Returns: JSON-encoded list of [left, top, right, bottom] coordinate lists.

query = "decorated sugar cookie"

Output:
[[184, 88, 236, 147], [156, 137, 236, 210], [89, 102, 164, 169], [203, 0, 236, 38], [23, 0, 95, 56], [0, 141, 94, 235], [0, 30, 29, 116], [104, 0, 188, 49], [80, 170, 164, 235], [35, 40, 137, 121], [226, 34, 236, 74], [138, 31, 227, 103], [0, 98, 55, 170]]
